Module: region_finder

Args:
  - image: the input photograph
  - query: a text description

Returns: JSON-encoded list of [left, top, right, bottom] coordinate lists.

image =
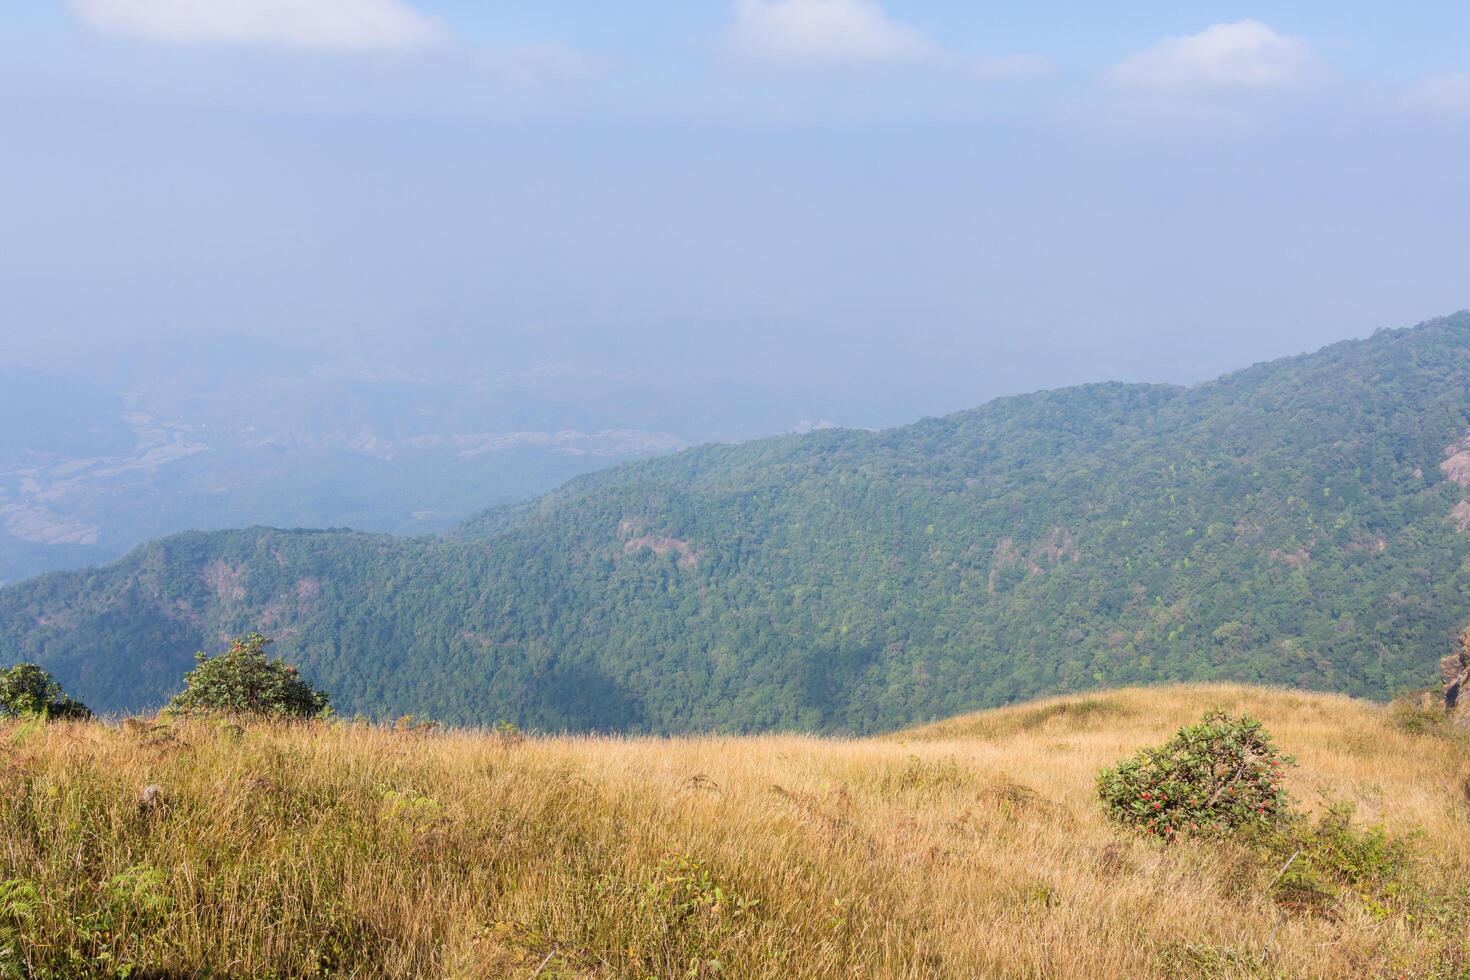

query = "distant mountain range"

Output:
[[4, 313, 1470, 733]]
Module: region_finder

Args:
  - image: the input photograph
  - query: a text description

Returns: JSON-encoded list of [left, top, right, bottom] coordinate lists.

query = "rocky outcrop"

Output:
[[137, 784, 168, 817], [1440, 432, 1470, 533], [618, 515, 701, 569], [1442, 628, 1470, 724]]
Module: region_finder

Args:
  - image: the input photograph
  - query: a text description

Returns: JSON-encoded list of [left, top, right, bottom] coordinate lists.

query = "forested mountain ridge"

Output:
[[4, 313, 1470, 733]]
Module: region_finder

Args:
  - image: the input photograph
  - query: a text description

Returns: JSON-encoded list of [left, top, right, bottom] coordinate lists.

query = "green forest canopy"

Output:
[[3, 312, 1470, 734]]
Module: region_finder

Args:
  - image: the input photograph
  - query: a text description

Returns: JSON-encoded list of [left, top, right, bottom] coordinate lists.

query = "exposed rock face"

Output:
[[1440, 432, 1470, 533], [617, 515, 701, 569], [1444, 433, 1470, 487], [622, 534, 700, 569], [137, 784, 168, 816], [1443, 628, 1470, 725], [202, 559, 247, 604]]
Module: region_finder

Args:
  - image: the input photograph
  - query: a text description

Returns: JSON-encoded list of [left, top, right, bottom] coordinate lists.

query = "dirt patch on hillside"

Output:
[[202, 560, 247, 604], [988, 537, 1022, 594], [618, 515, 700, 569], [1443, 433, 1470, 487], [623, 535, 701, 569], [1440, 432, 1470, 532], [989, 528, 1080, 594], [1031, 527, 1080, 571], [1268, 547, 1311, 570], [256, 578, 325, 630], [1350, 532, 1388, 553]]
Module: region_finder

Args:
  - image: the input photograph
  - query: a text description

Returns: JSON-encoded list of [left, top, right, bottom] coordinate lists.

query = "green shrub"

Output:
[[1097, 710, 1295, 839], [621, 853, 762, 977], [167, 633, 329, 720], [1262, 802, 1416, 916], [0, 663, 91, 720], [1386, 690, 1465, 740]]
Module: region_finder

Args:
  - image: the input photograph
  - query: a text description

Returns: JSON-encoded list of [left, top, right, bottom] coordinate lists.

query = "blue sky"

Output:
[[3, 2, 1469, 424]]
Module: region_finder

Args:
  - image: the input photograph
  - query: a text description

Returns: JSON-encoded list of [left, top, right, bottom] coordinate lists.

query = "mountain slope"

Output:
[[4, 313, 1470, 732]]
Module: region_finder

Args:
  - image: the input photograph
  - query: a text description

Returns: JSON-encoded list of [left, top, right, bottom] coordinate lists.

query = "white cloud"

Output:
[[725, 0, 934, 67], [1404, 73, 1470, 115], [1108, 20, 1319, 92], [69, 0, 447, 51]]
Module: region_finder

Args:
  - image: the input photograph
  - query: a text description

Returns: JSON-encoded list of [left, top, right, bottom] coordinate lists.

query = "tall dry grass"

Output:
[[2, 684, 1468, 978]]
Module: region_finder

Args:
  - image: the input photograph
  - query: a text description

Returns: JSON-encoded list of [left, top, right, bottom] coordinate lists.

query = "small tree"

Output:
[[168, 633, 329, 720], [1097, 709, 1295, 840], [0, 663, 92, 720]]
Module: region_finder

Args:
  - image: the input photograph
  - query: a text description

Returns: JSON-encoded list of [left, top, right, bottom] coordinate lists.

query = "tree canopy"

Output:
[[3, 313, 1470, 733], [0, 663, 91, 720], [167, 633, 329, 720]]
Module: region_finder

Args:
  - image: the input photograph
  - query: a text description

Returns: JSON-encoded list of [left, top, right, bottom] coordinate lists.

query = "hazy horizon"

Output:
[[4, 1, 1470, 581], [6, 2, 1470, 413]]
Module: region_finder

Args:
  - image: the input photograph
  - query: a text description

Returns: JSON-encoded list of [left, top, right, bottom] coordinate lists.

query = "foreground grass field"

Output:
[[3, 684, 1469, 978]]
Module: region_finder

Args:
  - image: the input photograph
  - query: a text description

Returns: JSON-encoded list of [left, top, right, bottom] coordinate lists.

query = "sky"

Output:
[[3, 1, 1469, 427]]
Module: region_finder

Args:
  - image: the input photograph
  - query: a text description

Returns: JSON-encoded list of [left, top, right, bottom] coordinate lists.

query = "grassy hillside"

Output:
[[3, 686, 1468, 978], [5, 313, 1470, 731]]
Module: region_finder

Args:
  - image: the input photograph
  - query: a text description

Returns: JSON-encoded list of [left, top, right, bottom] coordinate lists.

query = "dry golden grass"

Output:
[[3, 684, 1469, 978]]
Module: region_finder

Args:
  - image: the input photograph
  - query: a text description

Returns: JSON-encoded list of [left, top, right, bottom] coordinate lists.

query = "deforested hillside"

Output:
[[4, 313, 1470, 731], [3, 686, 1467, 977]]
